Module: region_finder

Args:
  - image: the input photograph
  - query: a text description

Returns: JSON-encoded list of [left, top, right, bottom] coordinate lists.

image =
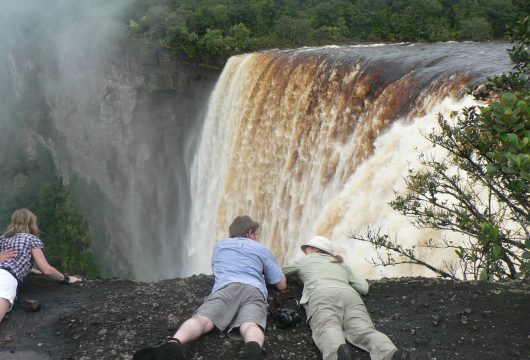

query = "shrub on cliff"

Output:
[[351, 17, 529, 281]]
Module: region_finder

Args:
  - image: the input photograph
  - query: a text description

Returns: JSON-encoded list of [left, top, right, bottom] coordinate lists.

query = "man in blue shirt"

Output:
[[133, 215, 287, 360]]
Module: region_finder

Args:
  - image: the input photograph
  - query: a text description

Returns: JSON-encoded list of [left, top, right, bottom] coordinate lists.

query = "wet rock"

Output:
[[431, 315, 440, 327], [472, 84, 489, 98], [2, 276, 529, 360], [20, 299, 40, 312], [508, 348, 520, 357], [482, 310, 492, 317], [167, 313, 179, 328], [415, 337, 428, 345]]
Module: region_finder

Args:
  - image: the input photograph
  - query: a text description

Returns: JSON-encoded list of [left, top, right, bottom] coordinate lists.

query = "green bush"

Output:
[[458, 17, 493, 41], [351, 17, 529, 280]]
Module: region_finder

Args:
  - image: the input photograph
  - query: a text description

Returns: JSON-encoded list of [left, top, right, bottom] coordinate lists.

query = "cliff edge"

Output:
[[0, 275, 528, 359]]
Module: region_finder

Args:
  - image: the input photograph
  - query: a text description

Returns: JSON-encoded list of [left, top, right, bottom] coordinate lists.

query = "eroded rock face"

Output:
[[46, 45, 220, 281], [8, 38, 221, 280], [53, 45, 221, 281], [1, 275, 528, 360]]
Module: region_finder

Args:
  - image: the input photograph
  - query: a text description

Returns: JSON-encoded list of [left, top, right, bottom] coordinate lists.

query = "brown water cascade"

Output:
[[187, 43, 511, 279]]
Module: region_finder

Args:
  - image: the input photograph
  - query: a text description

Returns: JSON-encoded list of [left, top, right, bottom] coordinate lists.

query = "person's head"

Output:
[[301, 235, 343, 263], [4, 208, 40, 237], [229, 215, 260, 239]]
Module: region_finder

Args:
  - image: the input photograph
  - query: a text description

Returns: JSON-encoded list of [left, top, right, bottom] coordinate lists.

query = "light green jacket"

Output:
[[283, 253, 369, 304]]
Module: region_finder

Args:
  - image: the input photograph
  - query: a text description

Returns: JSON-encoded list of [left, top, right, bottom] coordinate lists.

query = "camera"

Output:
[[274, 308, 301, 329]]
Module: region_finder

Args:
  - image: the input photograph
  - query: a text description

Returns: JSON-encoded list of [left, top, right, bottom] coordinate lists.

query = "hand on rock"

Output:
[[68, 275, 84, 284]]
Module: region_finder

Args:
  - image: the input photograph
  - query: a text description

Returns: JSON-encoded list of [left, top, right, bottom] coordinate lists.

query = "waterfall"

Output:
[[1, 5, 511, 281], [186, 43, 511, 278]]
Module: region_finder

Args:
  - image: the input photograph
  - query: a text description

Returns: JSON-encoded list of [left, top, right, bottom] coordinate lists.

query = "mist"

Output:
[[0, 0, 216, 281]]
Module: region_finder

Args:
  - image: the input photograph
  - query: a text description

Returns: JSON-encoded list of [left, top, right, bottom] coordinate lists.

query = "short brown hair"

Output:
[[229, 215, 259, 238]]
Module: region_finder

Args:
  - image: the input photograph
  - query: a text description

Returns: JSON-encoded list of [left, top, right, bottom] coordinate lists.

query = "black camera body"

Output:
[[274, 307, 301, 329]]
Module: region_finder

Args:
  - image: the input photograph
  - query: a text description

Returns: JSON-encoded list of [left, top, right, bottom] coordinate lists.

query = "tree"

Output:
[[310, 0, 351, 29], [228, 23, 253, 51], [126, 0, 530, 59], [480, 0, 518, 38], [351, 17, 529, 281], [273, 15, 312, 45], [389, 0, 446, 41], [458, 16, 493, 40], [198, 28, 226, 55], [347, 0, 392, 41]]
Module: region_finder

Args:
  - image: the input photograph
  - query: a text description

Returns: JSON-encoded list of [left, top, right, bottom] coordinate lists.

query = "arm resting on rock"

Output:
[[31, 248, 82, 283], [348, 267, 369, 295]]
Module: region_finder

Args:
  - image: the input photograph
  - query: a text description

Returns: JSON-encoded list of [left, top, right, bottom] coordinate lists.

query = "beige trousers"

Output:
[[306, 288, 397, 360]]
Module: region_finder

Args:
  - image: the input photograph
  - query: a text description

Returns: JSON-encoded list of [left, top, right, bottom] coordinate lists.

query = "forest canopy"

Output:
[[125, 0, 530, 63]]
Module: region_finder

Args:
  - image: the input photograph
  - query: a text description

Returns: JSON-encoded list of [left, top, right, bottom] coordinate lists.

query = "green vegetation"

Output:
[[351, 17, 529, 281], [0, 65, 99, 277], [0, 146, 100, 278], [125, 0, 529, 63]]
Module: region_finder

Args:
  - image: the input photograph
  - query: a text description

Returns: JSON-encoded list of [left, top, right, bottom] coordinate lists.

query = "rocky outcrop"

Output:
[[1, 275, 528, 359]]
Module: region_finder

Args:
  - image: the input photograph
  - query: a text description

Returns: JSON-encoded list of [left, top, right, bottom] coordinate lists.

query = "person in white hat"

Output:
[[283, 236, 397, 360]]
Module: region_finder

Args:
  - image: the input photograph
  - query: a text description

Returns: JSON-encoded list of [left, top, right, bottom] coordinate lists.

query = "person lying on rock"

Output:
[[0, 208, 82, 323], [133, 215, 287, 360], [283, 236, 397, 360]]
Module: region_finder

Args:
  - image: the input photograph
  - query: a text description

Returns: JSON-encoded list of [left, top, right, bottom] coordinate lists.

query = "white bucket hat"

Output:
[[301, 236, 334, 255]]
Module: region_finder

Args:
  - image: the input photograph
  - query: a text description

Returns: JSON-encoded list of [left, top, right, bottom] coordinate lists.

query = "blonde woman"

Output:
[[0, 208, 82, 323], [283, 236, 397, 360]]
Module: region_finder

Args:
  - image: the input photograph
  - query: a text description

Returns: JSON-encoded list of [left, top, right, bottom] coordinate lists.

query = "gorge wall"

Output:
[[1, 1, 220, 281], [45, 44, 220, 281]]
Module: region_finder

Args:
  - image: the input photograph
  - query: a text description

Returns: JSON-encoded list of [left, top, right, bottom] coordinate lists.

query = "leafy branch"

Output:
[[351, 17, 529, 281]]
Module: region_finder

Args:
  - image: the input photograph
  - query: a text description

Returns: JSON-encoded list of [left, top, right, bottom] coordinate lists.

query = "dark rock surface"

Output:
[[0, 274, 529, 360]]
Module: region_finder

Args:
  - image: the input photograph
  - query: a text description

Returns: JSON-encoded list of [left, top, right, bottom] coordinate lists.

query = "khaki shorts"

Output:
[[0, 269, 18, 311], [194, 282, 267, 339]]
